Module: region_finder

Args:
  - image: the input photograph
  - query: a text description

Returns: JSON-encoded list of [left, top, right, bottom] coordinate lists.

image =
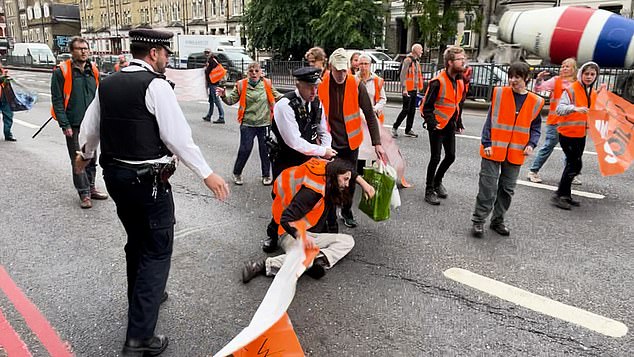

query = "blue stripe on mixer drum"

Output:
[[593, 14, 634, 68]]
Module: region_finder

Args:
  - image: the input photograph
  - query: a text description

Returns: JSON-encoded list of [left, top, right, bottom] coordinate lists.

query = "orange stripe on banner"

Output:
[[0, 308, 33, 357], [0, 266, 73, 357], [232, 313, 304, 357]]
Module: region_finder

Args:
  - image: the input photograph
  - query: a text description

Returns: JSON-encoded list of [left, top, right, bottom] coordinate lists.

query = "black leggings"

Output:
[[426, 124, 456, 189], [557, 134, 585, 197]]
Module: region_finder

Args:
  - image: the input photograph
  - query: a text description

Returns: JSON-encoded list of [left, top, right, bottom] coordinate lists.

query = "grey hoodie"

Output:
[[556, 61, 600, 116]]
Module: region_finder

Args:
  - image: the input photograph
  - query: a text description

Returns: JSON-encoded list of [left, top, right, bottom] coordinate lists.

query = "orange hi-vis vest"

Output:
[[425, 70, 465, 129], [272, 158, 328, 235], [236, 78, 275, 124], [545, 76, 565, 125], [557, 81, 596, 138], [404, 56, 424, 92], [209, 63, 226, 83], [480, 86, 545, 165], [114, 63, 120, 72], [373, 76, 385, 124], [50, 59, 100, 120], [319, 73, 363, 150]]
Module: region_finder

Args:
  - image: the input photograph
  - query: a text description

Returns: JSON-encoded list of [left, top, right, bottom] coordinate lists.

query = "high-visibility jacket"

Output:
[[480, 86, 544, 165], [208, 63, 226, 83], [114, 63, 120, 72], [557, 81, 596, 138], [373, 76, 385, 124], [545, 76, 566, 125], [404, 56, 424, 92], [319, 73, 363, 150], [424, 70, 465, 129], [50, 59, 99, 120], [236, 78, 275, 124], [272, 158, 327, 235]]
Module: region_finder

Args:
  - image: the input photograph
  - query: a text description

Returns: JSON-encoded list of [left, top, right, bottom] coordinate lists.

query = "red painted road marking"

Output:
[[0, 308, 33, 357], [0, 266, 73, 357]]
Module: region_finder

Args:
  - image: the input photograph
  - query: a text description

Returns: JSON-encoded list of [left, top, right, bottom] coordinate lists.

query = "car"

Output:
[[187, 51, 258, 82], [345, 49, 402, 80], [56, 53, 71, 64]]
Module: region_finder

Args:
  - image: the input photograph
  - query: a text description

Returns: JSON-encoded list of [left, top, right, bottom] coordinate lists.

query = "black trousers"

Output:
[[104, 164, 175, 339], [393, 90, 418, 133], [426, 124, 456, 189], [557, 134, 586, 197]]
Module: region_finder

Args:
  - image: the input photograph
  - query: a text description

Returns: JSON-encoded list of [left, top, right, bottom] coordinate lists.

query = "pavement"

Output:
[[0, 69, 632, 356]]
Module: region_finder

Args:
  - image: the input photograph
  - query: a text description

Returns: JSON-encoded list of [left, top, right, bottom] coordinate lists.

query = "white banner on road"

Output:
[[165, 68, 207, 102]]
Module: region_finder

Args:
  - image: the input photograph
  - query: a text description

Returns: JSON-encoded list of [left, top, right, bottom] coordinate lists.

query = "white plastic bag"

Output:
[[380, 162, 401, 209]]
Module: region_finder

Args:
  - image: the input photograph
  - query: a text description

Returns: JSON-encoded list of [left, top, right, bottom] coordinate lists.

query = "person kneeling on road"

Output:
[[242, 158, 374, 283], [471, 62, 544, 238]]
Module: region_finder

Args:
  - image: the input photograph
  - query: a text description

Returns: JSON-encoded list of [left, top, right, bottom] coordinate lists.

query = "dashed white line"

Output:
[[444, 268, 628, 338], [516, 180, 605, 199], [14, 119, 39, 129]]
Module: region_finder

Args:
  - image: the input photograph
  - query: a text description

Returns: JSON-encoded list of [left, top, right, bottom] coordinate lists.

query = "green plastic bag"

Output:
[[358, 162, 396, 221]]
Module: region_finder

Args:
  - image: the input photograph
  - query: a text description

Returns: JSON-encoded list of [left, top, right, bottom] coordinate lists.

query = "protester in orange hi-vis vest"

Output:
[[318, 48, 387, 230], [50, 36, 107, 209], [392, 43, 424, 138], [527, 58, 579, 184], [217, 62, 283, 186], [471, 62, 545, 238], [552, 61, 606, 210], [114, 54, 129, 72], [421, 46, 467, 206], [203, 49, 226, 123], [241, 158, 374, 283]]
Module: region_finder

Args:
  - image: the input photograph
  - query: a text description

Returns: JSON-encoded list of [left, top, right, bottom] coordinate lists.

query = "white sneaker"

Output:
[[572, 176, 582, 185], [527, 171, 542, 183], [233, 174, 243, 185]]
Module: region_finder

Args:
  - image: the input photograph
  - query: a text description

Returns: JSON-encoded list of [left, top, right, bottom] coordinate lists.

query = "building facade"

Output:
[[79, 0, 247, 55]]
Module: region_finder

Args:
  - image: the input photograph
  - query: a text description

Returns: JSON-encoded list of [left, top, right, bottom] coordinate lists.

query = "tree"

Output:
[[243, 0, 321, 59], [311, 0, 383, 53]]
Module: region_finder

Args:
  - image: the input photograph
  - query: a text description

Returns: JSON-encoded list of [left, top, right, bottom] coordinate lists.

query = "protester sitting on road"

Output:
[[0, 63, 15, 142], [349, 51, 361, 76], [217, 62, 283, 186], [551, 61, 605, 210], [242, 158, 373, 283], [527, 58, 580, 184], [472, 62, 544, 238], [305, 47, 328, 78]]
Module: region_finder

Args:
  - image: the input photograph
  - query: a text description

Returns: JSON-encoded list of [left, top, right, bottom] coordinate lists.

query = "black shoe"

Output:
[[565, 196, 581, 207], [472, 223, 484, 238], [434, 183, 448, 199], [202, 116, 211, 122], [490, 223, 510, 236], [212, 119, 225, 124], [305, 256, 328, 280], [242, 259, 265, 283], [4, 137, 16, 142], [160, 291, 168, 305], [262, 236, 278, 253], [551, 196, 571, 210], [122, 335, 169, 356], [342, 216, 358, 228], [404, 130, 419, 138], [425, 189, 440, 205]]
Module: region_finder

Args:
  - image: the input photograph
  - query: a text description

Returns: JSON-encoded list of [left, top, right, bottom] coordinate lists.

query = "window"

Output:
[[211, 0, 216, 16], [20, 14, 27, 28], [599, 5, 623, 15], [43, 3, 50, 18], [192, 0, 203, 19], [233, 0, 240, 16], [220, 0, 225, 16], [26, 6, 33, 20]]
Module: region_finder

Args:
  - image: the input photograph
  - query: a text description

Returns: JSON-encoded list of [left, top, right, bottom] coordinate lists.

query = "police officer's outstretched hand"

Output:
[[204, 173, 230, 201]]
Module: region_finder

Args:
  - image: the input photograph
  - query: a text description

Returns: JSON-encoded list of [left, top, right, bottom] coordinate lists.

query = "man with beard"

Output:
[[421, 46, 467, 205], [242, 158, 373, 283]]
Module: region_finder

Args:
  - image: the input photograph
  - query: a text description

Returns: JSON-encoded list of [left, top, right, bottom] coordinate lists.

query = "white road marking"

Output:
[[516, 180, 605, 199], [14, 119, 39, 129], [38, 92, 52, 97], [384, 124, 598, 155], [444, 268, 628, 338]]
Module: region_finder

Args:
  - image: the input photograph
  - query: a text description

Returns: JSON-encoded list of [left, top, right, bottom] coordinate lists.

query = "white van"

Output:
[[11, 43, 56, 65]]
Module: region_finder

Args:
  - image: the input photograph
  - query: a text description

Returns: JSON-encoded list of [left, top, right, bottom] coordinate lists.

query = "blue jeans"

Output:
[[1, 95, 14, 139], [529, 124, 559, 173], [233, 125, 271, 177], [205, 84, 224, 120]]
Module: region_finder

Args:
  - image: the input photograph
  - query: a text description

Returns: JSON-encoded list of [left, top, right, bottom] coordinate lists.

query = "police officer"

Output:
[[262, 67, 335, 253], [76, 29, 229, 356]]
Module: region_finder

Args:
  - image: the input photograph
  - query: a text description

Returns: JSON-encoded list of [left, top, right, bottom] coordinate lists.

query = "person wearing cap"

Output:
[[319, 47, 387, 229], [262, 66, 335, 253], [203, 49, 225, 123], [51, 36, 108, 209], [76, 28, 229, 356], [216, 62, 283, 186]]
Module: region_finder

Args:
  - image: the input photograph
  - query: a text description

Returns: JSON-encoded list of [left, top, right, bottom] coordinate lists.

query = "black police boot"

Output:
[[122, 335, 169, 356], [305, 256, 329, 280], [489, 223, 510, 236], [242, 259, 266, 283]]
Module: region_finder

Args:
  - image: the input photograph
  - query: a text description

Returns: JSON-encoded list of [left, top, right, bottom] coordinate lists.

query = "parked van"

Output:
[[11, 43, 56, 65]]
